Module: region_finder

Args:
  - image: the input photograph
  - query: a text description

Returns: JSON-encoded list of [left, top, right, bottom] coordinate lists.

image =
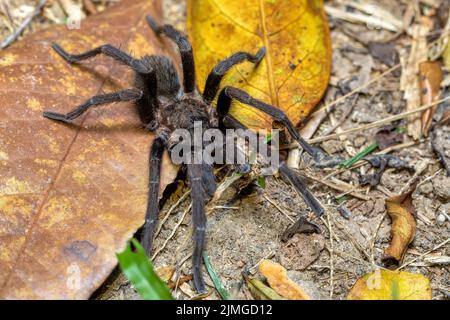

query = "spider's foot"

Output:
[[193, 267, 207, 294], [51, 43, 77, 63], [254, 47, 267, 64], [310, 147, 344, 169], [43, 111, 71, 123]]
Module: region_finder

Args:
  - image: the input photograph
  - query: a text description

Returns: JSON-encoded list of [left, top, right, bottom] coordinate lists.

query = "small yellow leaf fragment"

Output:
[[155, 266, 176, 283], [259, 260, 310, 300], [347, 269, 431, 300]]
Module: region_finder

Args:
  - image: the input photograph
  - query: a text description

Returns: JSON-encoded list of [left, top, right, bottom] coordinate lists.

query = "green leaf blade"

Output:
[[117, 239, 173, 300]]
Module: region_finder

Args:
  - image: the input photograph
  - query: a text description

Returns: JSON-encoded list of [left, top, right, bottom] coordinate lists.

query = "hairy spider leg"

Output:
[[43, 89, 143, 122], [146, 16, 196, 94], [202, 48, 267, 104], [217, 86, 318, 157], [221, 114, 324, 217], [141, 135, 166, 255], [186, 163, 207, 294], [52, 43, 151, 74]]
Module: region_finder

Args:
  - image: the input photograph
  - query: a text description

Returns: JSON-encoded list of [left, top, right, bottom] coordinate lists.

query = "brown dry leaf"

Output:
[[347, 269, 431, 300], [382, 185, 417, 266], [419, 61, 443, 136], [187, 0, 331, 131], [259, 259, 310, 300], [400, 23, 430, 140], [0, 0, 178, 299]]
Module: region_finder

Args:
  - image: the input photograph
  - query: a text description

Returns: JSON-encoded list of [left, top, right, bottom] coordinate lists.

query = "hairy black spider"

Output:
[[43, 16, 327, 293]]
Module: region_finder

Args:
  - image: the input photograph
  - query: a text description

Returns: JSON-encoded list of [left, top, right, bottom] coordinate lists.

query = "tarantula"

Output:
[[43, 16, 326, 293]]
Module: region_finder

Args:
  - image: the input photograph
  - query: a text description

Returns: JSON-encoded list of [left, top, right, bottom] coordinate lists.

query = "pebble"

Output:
[[436, 214, 446, 225]]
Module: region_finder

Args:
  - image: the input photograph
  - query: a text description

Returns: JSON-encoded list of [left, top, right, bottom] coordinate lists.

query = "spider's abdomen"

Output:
[[134, 55, 181, 124]]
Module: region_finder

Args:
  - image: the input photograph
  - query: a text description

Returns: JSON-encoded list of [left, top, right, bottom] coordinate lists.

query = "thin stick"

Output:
[[263, 194, 295, 223], [371, 214, 386, 265], [0, 0, 48, 49], [397, 238, 450, 270], [312, 64, 401, 116], [305, 96, 450, 144], [326, 214, 335, 299], [155, 190, 190, 238], [152, 203, 192, 260]]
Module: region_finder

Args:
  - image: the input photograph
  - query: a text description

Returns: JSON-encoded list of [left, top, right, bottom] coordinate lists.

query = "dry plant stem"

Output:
[[0, 0, 48, 49], [311, 64, 401, 116], [371, 214, 386, 264], [303, 173, 369, 201], [398, 238, 450, 270], [263, 194, 295, 223], [326, 214, 335, 299], [155, 190, 190, 238], [152, 203, 192, 260], [306, 96, 450, 144], [398, 160, 430, 194]]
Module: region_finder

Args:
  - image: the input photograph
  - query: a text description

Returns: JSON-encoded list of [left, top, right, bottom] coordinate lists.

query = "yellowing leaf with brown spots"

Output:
[[259, 259, 310, 300], [347, 269, 431, 300], [188, 0, 331, 130], [382, 185, 417, 266], [0, 0, 178, 299]]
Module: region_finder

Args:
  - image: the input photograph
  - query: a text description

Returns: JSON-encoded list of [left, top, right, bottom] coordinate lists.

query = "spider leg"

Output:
[[217, 86, 329, 161], [146, 16, 196, 93], [52, 43, 151, 74], [43, 89, 143, 123], [203, 48, 266, 104], [222, 114, 324, 217], [141, 135, 166, 255], [187, 163, 207, 293]]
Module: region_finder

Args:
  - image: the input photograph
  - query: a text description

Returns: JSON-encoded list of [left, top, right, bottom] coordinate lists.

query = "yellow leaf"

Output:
[[259, 259, 310, 300], [347, 269, 432, 300], [383, 185, 417, 266], [187, 0, 331, 130]]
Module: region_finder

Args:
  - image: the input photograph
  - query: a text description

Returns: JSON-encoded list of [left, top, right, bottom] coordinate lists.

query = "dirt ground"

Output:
[[1, 0, 449, 300]]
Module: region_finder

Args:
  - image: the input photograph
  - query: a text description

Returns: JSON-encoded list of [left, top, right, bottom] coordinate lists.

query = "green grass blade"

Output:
[[203, 252, 230, 300], [340, 143, 378, 169], [117, 238, 173, 300]]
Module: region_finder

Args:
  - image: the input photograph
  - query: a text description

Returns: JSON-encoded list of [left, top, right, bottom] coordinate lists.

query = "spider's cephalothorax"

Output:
[[43, 16, 325, 293]]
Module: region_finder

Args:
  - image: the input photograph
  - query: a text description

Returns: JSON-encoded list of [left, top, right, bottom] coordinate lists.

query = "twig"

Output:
[[155, 190, 190, 238], [371, 214, 386, 265], [397, 238, 450, 270], [303, 173, 369, 201], [152, 203, 192, 260], [326, 214, 335, 299], [263, 194, 295, 223], [0, 0, 48, 49], [305, 96, 450, 144]]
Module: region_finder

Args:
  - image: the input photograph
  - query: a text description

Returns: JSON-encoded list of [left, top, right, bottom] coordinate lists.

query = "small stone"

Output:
[[436, 214, 446, 225], [353, 136, 367, 148], [419, 182, 433, 195], [433, 176, 450, 201]]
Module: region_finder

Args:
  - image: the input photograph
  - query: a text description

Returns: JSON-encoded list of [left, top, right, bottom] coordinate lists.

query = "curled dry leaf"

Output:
[[347, 269, 431, 300], [187, 0, 331, 130], [0, 0, 179, 299], [382, 185, 417, 266], [419, 61, 443, 136], [259, 259, 310, 300]]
